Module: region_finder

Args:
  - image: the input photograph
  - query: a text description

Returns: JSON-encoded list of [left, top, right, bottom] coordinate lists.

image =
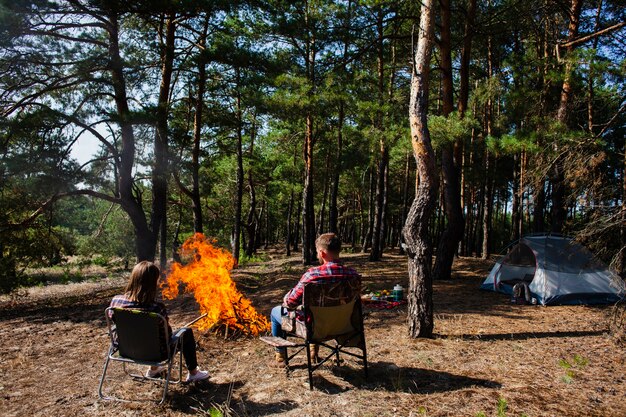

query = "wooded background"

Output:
[[1, 0, 624, 294]]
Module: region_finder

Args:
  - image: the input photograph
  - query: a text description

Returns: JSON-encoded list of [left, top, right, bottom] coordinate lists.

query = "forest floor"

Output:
[[0, 250, 625, 417]]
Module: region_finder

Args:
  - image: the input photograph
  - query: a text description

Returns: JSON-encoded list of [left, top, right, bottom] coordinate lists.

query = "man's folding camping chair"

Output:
[[262, 276, 368, 389], [98, 307, 184, 404]]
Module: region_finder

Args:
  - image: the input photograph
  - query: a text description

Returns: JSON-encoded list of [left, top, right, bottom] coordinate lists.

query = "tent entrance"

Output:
[[495, 243, 537, 293]]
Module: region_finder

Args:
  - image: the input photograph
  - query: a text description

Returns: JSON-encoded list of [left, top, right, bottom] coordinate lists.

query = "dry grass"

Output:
[[0, 251, 625, 417]]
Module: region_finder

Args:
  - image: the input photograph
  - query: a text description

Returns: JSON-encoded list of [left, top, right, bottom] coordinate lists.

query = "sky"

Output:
[[70, 132, 100, 166]]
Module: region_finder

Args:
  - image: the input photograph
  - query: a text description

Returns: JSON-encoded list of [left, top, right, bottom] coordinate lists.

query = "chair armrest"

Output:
[[172, 327, 187, 341]]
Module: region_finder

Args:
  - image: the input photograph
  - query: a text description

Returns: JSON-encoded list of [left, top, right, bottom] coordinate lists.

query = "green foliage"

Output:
[[496, 397, 508, 417], [237, 252, 270, 267], [92, 255, 109, 267], [475, 396, 529, 417], [75, 205, 135, 262], [0, 0, 624, 278], [0, 256, 20, 294], [208, 408, 223, 417], [429, 112, 478, 149], [558, 354, 588, 384]]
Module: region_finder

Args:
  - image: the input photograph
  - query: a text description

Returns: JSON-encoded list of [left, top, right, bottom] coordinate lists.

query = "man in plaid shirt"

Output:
[[269, 233, 360, 367]]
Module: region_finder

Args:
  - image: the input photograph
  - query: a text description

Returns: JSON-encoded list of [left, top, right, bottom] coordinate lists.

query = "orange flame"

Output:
[[162, 233, 269, 336]]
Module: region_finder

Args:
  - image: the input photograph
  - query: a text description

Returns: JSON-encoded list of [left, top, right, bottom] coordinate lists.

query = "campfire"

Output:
[[161, 233, 269, 337]]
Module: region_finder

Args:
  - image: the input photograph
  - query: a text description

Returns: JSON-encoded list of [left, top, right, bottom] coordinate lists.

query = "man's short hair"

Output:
[[315, 233, 342, 254]]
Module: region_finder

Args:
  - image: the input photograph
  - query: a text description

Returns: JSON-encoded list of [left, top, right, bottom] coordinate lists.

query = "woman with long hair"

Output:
[[110, 261, 209, 382]]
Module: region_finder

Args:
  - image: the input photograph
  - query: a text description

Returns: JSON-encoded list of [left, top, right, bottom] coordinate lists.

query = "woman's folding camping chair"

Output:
[[98, 307, 184, 404], [279, 276, 368, 389]]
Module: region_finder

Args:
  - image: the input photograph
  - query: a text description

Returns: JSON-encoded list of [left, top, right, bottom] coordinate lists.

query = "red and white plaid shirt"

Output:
[[283, 261, 360, 309]]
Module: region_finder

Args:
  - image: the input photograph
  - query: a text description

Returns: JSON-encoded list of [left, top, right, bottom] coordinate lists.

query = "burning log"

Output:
[[162, 233, 270, 338], [182, 313, 208, 328]]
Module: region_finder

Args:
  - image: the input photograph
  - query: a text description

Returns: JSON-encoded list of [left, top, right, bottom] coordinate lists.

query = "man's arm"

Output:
[[283, 272, 310, 309]]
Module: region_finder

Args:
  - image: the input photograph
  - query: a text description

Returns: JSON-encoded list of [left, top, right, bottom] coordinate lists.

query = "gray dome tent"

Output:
[[480, 235, 624, 305]]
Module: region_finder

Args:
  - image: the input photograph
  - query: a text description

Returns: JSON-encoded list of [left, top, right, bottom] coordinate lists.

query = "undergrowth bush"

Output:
[[609, 299, 626, 345]]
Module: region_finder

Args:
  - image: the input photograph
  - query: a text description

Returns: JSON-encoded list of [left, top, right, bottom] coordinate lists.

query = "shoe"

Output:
[[186, 368, 210, 382], [146, 365, 168, 378], [268, 351, 287, 368], [309, 344, 319, 364]]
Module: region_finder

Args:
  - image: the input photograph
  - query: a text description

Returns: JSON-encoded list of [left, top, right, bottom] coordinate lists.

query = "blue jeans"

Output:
[[270, 305, 286, 353]]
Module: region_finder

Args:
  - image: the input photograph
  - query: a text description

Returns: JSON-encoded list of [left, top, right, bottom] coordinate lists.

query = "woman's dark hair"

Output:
[[125, 261, 160, 304]]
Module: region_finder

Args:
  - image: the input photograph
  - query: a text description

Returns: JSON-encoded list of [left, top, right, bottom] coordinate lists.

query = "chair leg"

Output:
[[305, 343, 313, 390], [160, 362, 173, 404], [362, 344, 368, 379], [98, 354, 112, 400]]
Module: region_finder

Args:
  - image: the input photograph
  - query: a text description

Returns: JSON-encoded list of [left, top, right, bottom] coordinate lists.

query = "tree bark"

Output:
[[317, 151, 331, 235], [433, 0, 465, 280], [329, 101, 344, 234], [398, 151, 411, 253], [362, 168, 375, 252], [233, 67, 245, 264], [481, 31, 494, 259], [329, 0, 352, 235], [370, 8, 387, 262], [301, 3, 317, 264], [510, 153, 520, 242], [621, 139, 626, 276], [191, 18, 208, 236], [552, 0, 583, 233], [457, 0, 477, 117], [587, 0, 603, 134], [245, 127, 258, 258], [107, 10, 155, 261], [286, 190, 294, 256], [153, 13, 176, 268], [404, 0, 437, 339], [302, 111, 316, 264]]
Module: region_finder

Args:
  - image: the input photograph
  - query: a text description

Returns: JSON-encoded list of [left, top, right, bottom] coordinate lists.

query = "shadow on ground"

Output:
[[444, 329, 607, 341], [173, 380, 299, 416], [297, 361, 500, 394]]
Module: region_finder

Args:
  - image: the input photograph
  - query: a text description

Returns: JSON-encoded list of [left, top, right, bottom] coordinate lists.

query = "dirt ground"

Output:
[[1, 251, 624, 417]]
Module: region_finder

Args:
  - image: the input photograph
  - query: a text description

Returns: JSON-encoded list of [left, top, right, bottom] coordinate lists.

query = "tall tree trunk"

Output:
[[481, 144, 492, 258], [245, 127, 257, 258], [153, 13, 176, 268], [301, 4, 317, 264], [370, 146, 388, 260], [370, 8, 387, 261], [457, 0, 477, 117], [329, 0, 352, 235], [518, 150, 526, 238], [329, 101, 344, 234], [286, 190, 294, 256], [379, 154, 389, 254], [398, 151, 411, 253], [317, 151, 330, 235], [552, 0, 583, 233], [587, 0, 603, 134], [481, 31, 494, 259], [106, 11, 155, 261], [433, 0, 465, 280], [294, 198, 301, 252], [404, 0, 437, 339], [362, 168, 375, 252], [191, 18, 208, 236], [233, 68, 245, 264], [532, 181, 545, 233], [244, 178, 257, 258], [302, 112, 316, 264], [620, 141, 626, 276], [511, 153, 520, 242]]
